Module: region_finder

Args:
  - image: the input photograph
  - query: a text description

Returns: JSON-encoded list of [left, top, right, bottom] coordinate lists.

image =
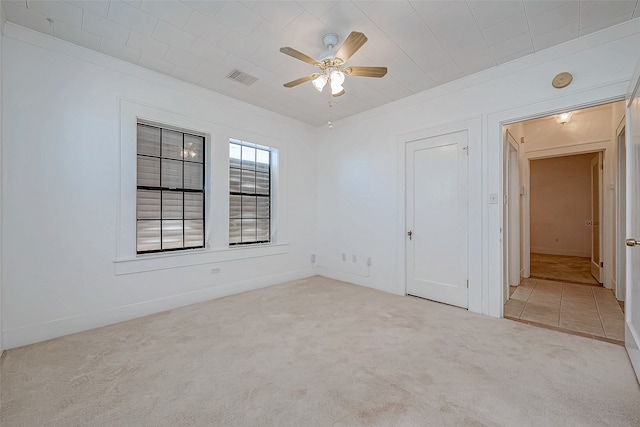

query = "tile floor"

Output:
[[505, 278, 625, 345]]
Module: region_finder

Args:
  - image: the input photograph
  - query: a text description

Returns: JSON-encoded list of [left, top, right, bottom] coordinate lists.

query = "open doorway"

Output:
[[529, 152, 601, 285], [502, 101, 626, 343]]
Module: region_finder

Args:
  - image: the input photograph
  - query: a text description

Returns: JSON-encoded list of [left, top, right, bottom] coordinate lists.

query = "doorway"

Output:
[[528, 152, 602, 286], [502, 101, 626, 342]]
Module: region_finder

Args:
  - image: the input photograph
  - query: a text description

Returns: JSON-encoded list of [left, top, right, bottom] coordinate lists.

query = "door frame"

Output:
[[591, 152, 604, 282], [503, 130, 520, 303], [522, 146, 609, 280], [396, 117, 482, 313], [491, 92, 626, 317], [616, 118, 627, 301]]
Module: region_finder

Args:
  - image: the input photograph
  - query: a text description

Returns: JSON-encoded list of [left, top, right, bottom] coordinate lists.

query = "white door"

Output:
[[591, 153, 603, 283], [406, 130, 468, 308], [625, 75, 640, 380]]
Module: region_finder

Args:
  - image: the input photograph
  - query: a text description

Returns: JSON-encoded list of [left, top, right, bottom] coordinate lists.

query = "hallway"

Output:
[[530, 253, 599, 285]]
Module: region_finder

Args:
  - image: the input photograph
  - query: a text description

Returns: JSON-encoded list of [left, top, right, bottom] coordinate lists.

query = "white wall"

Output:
[[1, 24, 318, 349], [316, 20, 640, 317]]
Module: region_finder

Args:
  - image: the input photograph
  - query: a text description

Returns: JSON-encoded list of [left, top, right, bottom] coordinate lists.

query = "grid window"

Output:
[[137, 123, 205, 253], [229, 140, 271, 245]]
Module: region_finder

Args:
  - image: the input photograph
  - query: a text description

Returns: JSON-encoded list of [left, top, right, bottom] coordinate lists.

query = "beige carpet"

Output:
[[2, 276, 639, 426]]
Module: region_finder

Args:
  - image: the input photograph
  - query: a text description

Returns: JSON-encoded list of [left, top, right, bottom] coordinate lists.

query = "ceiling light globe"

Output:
[[330, 83, 344, 95], [312, 74, 327, 92], [330, 69, 345, 85]]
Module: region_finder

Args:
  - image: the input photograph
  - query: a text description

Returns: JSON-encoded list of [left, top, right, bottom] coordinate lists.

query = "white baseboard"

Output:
[[2, 269, 314, 350], [530, 247, 591, 257], [315, 267, 400, 296], [626, 320, 640, 384]]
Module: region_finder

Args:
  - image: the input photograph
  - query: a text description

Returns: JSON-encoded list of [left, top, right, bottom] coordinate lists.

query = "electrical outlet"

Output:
[[311, 254, 316, 263], [341, 253, 346, 261], [352, 254, 357, 263], [367, 257, 372, 266], [211, 268, 220, 274]]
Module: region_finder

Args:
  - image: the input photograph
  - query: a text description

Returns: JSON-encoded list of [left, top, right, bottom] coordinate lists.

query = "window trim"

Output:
[[116, 99, 288, 273]]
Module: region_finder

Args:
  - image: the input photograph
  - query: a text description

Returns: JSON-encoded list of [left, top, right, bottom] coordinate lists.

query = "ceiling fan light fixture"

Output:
[[556, 111, 573, 125], [330, 69, 345, 86], [331, 84, 344, 96], [312, 74, 327, 92], [329, 69, 345, 95]]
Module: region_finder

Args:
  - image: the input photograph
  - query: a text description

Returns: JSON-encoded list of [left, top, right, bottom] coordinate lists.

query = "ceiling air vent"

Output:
[[226, 69, 258, 86]]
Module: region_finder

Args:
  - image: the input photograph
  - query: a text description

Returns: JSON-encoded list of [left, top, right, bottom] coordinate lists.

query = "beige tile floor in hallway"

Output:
[[504, 278, 625, 344]]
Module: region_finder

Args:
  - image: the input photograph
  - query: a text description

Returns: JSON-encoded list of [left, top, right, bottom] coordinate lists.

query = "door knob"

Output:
[[407, 230, 413, 240], [626, 238, 639, 247]]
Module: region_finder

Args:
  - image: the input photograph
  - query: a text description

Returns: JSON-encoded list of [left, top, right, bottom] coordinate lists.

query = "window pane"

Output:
[[228, 140, 271, 246], [137, 156, 160, 187], [229, 219, 241, 244], [137, 125, 160, 157], [184, 220, 204, 247], [255, 171, 269, 195], [137, 123, 205, 254], [162, 129, 183, 160], [242, 146, 255, 169], [230, 195, 242, 219], [230, 168, 241, 193], [184, 134, 204, 163], [185, 193, 203, 219], [184, 162, 203, 190], [242, 195, 257, 218], [257, 196, 269, 218], [137, 220, 161, 252], [162, 191, 183, 219], [137, 190, 160, 219], [162, 220, 183, 249], [241, 170, 255, 193], [241, 219, 256, 242], [161, 159, 183, 188], [230, 143, 241, 168], [257, 219, 270, 241], [256, 149, 269, 172]]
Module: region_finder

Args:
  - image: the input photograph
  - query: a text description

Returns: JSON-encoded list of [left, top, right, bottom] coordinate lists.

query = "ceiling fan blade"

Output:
[[344, 66, 388, 78], [334, 32, 368, 63], [279, 47, 318, 65], [332, 89, 345, 97], [283, 74, 318, 88]]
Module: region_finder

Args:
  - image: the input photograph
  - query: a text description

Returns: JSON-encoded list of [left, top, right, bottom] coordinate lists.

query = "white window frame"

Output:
[[115, 99, 288, 275]]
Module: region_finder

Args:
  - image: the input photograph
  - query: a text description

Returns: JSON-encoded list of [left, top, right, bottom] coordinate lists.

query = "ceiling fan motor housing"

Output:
[[319, 33, 339, 61]]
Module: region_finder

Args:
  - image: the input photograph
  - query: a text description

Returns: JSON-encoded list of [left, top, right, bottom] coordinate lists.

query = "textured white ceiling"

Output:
[[3, 1, 639, 126]]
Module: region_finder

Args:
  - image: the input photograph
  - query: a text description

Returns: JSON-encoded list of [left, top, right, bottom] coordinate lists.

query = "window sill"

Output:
[[114, 243, 289, 275]]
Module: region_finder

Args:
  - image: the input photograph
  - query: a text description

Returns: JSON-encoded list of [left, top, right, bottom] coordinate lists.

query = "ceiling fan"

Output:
[[280, 31, 388, 97]]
